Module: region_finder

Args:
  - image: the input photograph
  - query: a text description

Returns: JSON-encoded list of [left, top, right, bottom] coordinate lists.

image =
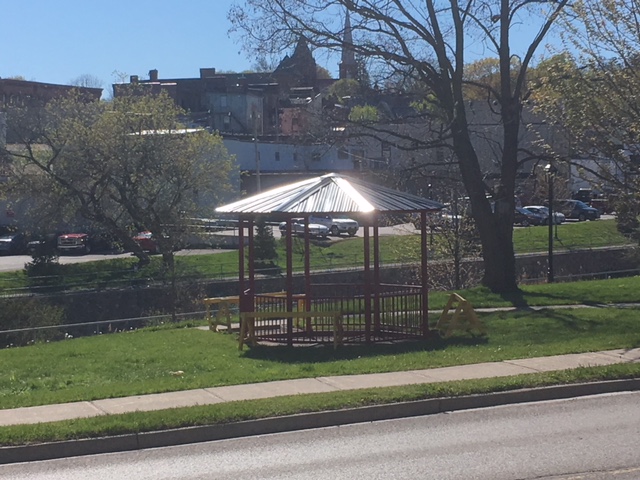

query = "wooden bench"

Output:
[[203, 296, 240, 332]]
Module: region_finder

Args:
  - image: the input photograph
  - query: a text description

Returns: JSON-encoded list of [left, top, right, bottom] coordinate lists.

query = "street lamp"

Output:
[[544, 163, 558, 283], [251, 112, 261, 193]]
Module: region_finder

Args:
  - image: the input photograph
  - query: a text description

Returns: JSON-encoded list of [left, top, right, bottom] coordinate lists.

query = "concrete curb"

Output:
[[2, 378, 639, 465]]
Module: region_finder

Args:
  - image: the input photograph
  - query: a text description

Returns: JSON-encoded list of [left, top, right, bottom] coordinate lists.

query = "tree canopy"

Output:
[[533, 1, 640, 183], [2, 91, 238, 266], [229, 0, 570, 292]]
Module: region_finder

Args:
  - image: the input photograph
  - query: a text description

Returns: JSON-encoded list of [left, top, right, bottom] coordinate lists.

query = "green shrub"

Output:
[[0, 298, 65, 347], [24, 251, 65, 293]]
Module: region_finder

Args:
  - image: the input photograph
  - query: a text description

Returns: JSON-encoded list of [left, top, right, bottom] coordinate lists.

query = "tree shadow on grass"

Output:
[[498, 289, 531, 309], [498, 288, 605, 308], [240, 334, 489, 364], [537, 308, 603, 331]]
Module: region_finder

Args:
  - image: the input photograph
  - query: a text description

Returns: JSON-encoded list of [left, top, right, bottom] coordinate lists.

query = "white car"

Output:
[[524, 205, 565, 225], [278, 218, 329, 238], [309, 215, 359, 236]]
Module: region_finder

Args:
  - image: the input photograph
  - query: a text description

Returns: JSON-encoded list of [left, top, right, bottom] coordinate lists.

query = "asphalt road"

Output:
[[0, 248, 231, 273], [3, 391, 639, 480]]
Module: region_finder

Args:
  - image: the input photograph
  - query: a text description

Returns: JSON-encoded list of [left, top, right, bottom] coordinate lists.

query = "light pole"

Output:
[[251, 112, 261, 193], [544, 163, 557, 283]]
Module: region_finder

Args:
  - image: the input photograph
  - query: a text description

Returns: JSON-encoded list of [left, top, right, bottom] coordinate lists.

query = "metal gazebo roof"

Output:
[[215, 173, 444, 215]]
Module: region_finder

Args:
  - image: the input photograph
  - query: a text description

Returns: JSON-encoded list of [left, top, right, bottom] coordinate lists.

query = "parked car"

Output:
[[514, 207, 546, 227], [309, 215, 359, 236], [133, 231, 183, 253], [133, 231, 159, 253], [27, 232, 61, 256], [278, 219, 329, 238], [523, 205, 565, 225], [556, 199, 600, 221], [0, 233, 28, 255], [57, 233, 91, 254]]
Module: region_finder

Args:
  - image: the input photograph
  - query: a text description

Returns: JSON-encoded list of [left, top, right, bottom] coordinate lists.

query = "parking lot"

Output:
[[0, 218, 613, 273], [0, 223, 422, 273]]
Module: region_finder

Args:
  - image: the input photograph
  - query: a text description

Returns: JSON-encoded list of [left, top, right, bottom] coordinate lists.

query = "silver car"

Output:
[[279, 218, 329, 238], [524, 205, 565, 225]]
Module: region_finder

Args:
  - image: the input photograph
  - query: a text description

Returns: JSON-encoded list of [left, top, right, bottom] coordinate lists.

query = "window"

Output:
[[352, 149, 365, 169], [382, 143, 391, 164], [220, 95, 227, 108], [275, 151, 280, 162], [293, 152, 299, 162]]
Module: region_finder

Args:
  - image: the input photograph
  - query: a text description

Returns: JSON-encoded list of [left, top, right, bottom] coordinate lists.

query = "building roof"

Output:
[[216, 173, 444, 215]]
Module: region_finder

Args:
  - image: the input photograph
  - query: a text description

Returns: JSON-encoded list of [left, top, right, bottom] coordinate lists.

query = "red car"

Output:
[[133, 231, 159, 254]]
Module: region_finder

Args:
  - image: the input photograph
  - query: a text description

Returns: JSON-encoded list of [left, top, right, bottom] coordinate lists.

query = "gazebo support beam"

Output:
[[304, 217, 311, 313], [373, 216, 381, 334], [248, 217, 255, 306], [238, 217, 247, 315], [286, 218, 294, 347], [364, 221, 371, 343], [421, 211, 430, 338]]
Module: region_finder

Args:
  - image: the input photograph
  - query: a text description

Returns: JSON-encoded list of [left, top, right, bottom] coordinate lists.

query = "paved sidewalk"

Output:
[[2, 348, 639, 427]]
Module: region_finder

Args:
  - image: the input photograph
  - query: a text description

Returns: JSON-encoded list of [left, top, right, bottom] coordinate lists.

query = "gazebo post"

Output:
[[373, 215, 381, 334], [304, 218, 312, 323], [363, 221, 372, 343], [238, 216, 247, 315], [286, 218, 294, 346], [421, 211, 430, 338], [248, 217, 255, 310]]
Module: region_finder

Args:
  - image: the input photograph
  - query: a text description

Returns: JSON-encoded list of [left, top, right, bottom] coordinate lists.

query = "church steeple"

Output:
[[339, 10, 358, 80]]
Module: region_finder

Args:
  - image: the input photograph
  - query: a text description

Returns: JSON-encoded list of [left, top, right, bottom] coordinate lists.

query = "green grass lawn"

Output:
[[430, 275, 640, 308], [1, 306, 638, 410], [512, 218, 630, 252], [2, 274, 640, 446], [3, 363, 639, 446], [2, 275, 640, 410]]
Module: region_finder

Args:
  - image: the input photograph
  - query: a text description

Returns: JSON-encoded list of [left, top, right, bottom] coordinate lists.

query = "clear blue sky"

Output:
[[1, 1, 560, 97], [1, 0, 259, 94]]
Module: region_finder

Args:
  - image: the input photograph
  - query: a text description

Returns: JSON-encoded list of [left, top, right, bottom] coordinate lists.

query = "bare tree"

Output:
[[229, 0, 569, 292], [69, 74, 104, 89]]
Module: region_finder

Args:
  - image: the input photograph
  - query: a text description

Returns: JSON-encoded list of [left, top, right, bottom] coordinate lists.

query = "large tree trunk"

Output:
[[451, 108, 519, 293], [474, 206, 518, 292]]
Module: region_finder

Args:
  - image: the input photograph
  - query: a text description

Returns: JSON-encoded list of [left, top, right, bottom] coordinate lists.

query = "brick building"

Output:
[[0, 78, 101, 109]]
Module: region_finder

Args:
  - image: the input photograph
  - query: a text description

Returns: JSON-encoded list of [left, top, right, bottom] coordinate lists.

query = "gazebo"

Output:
[[215, 173, 444, 346]]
